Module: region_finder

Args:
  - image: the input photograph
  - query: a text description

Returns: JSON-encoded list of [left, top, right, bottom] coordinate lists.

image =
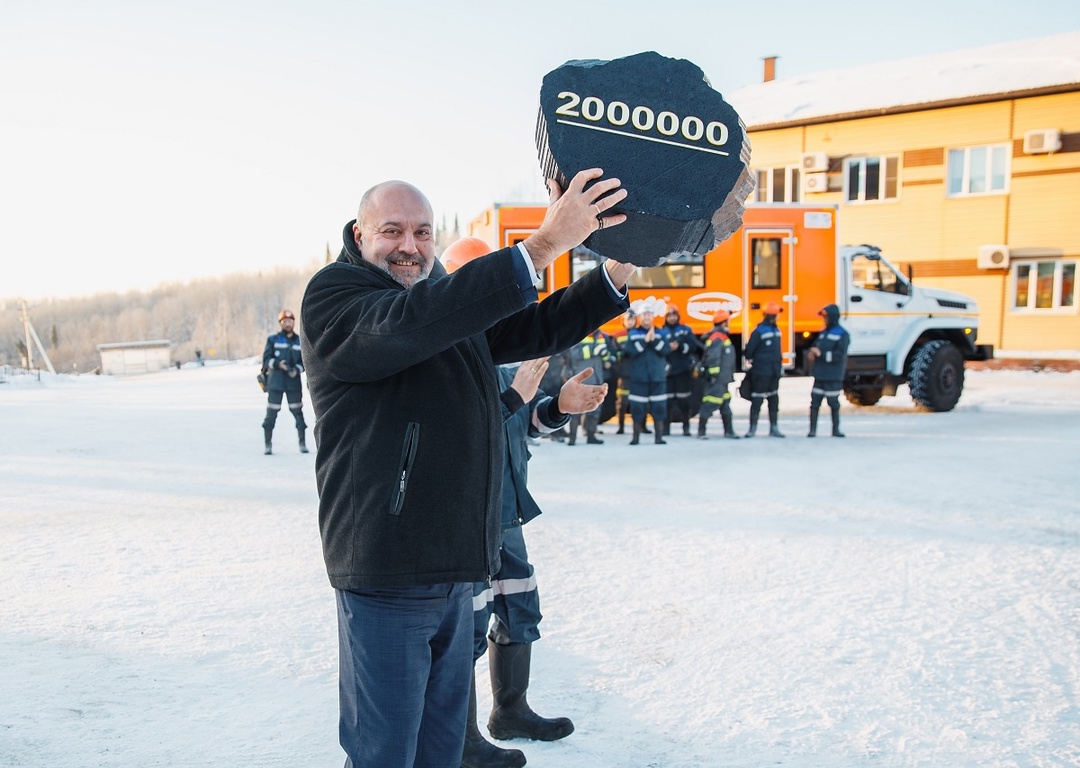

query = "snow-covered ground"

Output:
[[2, 363, 1078, 767]]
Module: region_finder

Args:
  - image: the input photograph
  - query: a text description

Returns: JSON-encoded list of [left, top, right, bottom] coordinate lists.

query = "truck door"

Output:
[[845, 249, 911, 363], [744, 229, 795, 369]]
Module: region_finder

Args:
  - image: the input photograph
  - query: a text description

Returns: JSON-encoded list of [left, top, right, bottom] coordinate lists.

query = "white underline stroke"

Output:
[[556, 119, 731, 156]]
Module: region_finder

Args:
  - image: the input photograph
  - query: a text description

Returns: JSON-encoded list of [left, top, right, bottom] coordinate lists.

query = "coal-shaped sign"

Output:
[[537, 52, 754, 267]]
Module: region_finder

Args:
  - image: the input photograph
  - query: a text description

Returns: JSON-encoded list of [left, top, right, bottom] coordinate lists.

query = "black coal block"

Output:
[[537, 52, 753, 267]]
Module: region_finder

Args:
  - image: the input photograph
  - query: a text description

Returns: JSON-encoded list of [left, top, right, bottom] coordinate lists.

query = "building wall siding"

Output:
[[747, 87, 1080, 354]]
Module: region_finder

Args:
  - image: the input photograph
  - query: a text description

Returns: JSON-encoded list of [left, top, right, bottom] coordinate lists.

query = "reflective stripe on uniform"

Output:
[[702, 392, 732, 405], [812, 385, 843, 397], [491, 574, 537, 597]]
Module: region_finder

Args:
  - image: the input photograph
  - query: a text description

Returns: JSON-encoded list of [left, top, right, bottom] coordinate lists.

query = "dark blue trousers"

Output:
[[336, 584, 472, 768]]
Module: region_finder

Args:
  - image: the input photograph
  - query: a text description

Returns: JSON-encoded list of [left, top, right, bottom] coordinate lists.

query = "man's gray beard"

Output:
[[375, 260, 428, 290]]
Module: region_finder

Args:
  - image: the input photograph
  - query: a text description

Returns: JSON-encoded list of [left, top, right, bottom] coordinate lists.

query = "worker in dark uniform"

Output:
[[661, 304, 702, 436], [610, 309, 637, 435], [697, 309, 740, 439], [625, 300, 671, 445], [563, 330, 609, 445], [806, 303, 851, 437], [743, 301, 784, 438], [260, 309, 308, 454]]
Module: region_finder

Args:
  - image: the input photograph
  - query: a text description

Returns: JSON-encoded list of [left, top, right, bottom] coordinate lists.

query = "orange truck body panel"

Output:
[[466, 203, 841, 368]]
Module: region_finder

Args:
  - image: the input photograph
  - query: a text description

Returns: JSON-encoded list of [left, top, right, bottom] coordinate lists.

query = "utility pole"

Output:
[[19, 300, 57, 374]]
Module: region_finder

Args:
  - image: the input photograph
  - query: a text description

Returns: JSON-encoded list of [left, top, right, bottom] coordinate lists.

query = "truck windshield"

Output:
[[850, 253, 910, 296]]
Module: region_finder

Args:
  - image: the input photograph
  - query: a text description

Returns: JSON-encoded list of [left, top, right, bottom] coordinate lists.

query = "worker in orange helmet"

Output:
[[441, 237, 612, 766], [697, 308, 740, 439], [259, 308, 308, 454], [742, 301, 785, 437]]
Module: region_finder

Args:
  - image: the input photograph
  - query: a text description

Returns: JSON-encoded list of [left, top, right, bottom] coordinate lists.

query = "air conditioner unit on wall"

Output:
[[801, 151, 829, 172], [802, 171, 829, 194], [1023, 129, 1062, 154], [977, 244, 1010, 269]]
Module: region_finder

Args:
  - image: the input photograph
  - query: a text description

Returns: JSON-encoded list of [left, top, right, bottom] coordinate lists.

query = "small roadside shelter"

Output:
[[96, 340, 172, 375]]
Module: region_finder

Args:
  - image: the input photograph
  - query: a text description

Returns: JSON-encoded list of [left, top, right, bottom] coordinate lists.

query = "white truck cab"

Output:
[[838, 244, 983, 411]]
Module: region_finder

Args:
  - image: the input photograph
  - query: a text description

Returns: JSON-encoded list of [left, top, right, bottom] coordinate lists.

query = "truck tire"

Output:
[[908, 340, 964, 412], [843, 382, 883, 406]]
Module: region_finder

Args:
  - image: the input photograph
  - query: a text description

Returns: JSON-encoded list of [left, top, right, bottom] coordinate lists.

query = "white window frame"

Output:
[[946, 144, 1010, 198], [843, 155, 900, 204], [754, 165, 802, 203], [1010, 259, 1078, 313]]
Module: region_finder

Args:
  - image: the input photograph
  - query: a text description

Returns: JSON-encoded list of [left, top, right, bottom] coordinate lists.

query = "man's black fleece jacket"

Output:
[[301, 224, 628, 590]]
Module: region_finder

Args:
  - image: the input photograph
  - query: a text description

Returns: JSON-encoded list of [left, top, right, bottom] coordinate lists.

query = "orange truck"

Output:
[[466, 203, 986, 411]]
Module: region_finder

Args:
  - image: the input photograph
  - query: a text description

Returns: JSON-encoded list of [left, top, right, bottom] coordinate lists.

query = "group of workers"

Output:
[[541, 298, 851, 446]]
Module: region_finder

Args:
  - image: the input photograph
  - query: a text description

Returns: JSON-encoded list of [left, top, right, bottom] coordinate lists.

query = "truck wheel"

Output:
[[843, 383, 883, 406], [908, 340, 964, 412]]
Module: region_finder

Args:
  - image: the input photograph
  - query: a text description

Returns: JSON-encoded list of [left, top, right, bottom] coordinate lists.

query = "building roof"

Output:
[[728, 31, 1080, 130], [96, 340, 172, 350]]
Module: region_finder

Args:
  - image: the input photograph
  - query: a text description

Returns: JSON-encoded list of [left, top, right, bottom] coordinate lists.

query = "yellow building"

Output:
[[730, 31, 1080, 357]]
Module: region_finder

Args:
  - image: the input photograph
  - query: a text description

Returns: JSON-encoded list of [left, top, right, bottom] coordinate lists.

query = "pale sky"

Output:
[[3, 0, 1078, 300]]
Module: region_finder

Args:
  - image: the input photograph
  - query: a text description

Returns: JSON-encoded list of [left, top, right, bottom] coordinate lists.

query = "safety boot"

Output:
[[721, 411, 739, 439], [488, 641, 574, 742], [768, 415, 785, 438], [697, 416, 709, 439], [654, 429, 666, 445], [831, 410, 845, 438], [745, 413, 758, 438], [463, 675, 526, 768], [263, 427, 273, 455], [298, 428, 309, 453], [629, 421, 641, 445], [808, 408, 819, 438]]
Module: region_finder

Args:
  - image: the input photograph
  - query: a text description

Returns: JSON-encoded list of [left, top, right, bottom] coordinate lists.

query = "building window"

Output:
[[844, 156, 899, 203], [946, 145, 1009, 197], [1012, 260, 1077, 311], [754, 166, 801, 203]]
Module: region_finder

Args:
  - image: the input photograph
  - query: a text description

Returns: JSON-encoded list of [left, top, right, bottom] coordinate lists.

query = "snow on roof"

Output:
[[96, 340, 172, 350], [728, 31, 1080, 129]]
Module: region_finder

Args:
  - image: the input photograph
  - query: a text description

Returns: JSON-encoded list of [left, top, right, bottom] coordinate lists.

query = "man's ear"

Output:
[[352, 223, 363, 249]]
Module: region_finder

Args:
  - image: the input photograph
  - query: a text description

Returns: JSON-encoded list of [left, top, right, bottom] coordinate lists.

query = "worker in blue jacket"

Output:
[[661, 304, 703, 436], [625, 299, 671, 445], [260, 309, 308, 454], [463, 358, 606, 767], [806, 304, 851, 437], [743, 301, 785, 438]]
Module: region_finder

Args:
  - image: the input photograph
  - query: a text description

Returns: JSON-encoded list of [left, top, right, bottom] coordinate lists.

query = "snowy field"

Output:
[[1, 362, 1078, 768]]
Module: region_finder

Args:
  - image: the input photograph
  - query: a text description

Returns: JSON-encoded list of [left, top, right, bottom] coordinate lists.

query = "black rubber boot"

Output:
[[721, 411, 740, 439], [654, 425, 666, 444], [298, 428, 309, 453], [768, 413, 785, 438], [808, 407, 819, 438], [629, 421, 641, 445], [682, 420, 691, 436], [488, 641, 574, 742], [831, 409, 845, 438], [586, 431, 603, 444], [463, 674, 526, 768], [745, 411, 758, 438], [697, 416, 709, 439], [263, 427, 273, 455]]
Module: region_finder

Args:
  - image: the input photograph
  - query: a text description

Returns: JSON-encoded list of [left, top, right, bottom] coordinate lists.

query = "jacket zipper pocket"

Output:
[[390, 422, 420, 516]]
